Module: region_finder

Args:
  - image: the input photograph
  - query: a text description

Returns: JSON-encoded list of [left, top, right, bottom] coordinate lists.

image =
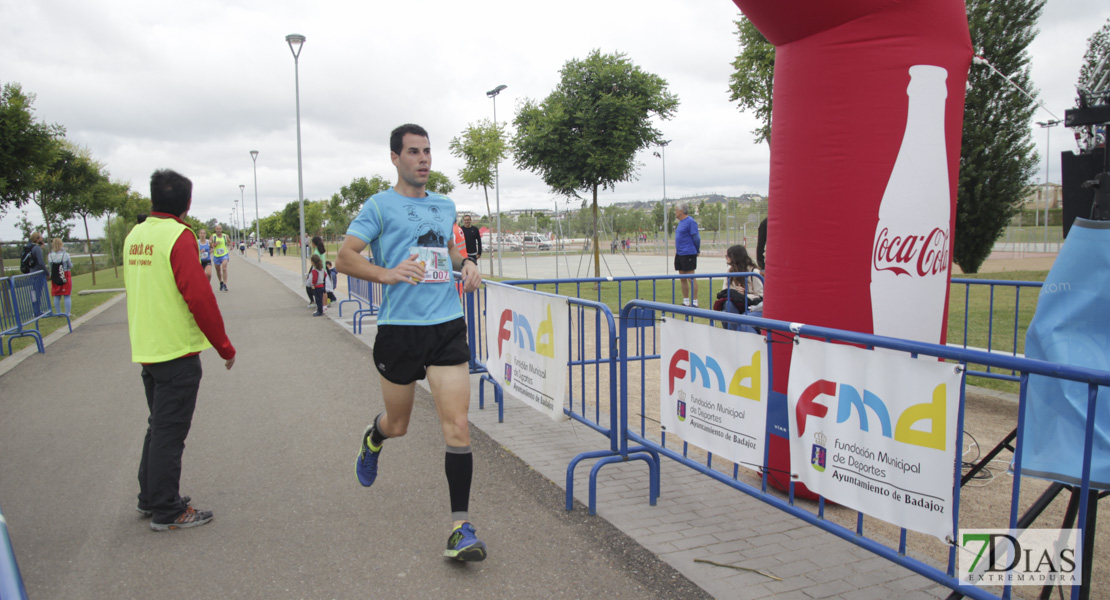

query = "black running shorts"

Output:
[[373, 318, 470, 384], [674, 254, 698, 272]]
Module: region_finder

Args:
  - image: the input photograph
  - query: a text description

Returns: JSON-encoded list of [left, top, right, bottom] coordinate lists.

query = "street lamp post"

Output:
[[240, 184, 247, 250], [487, 84, 507, 278], [1036, 119, 1061, 253], [287, 33, 308, 284], [654, 141, 669, 274], [233, 199, 239, 247], [251, 150, 261, 262]]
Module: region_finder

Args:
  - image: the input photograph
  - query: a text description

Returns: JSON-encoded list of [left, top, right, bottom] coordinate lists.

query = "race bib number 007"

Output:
[[410, 246, 451, 283]]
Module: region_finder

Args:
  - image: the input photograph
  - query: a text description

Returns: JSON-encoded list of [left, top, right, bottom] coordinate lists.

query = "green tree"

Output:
[[62, 158, 120, 284], [426, 170, 454, 195], [31, 141, 96, 240], [105, 189, 150, 275], [336, 175, 391, 214], [727, 17, 775, 145], [280, 201, 302, 237], [1075, 18, 1110, 152], [450, 119, 508, 273], [326, 194, 351, 240], [305, 200, 326, 237], [512, 49, 679, 276], [0, 83, 65, 213], [955, 0, 1044, 273]]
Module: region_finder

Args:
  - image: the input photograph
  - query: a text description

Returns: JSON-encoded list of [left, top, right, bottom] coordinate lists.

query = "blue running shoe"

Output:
[[444, 522, 487, 562], [356, 424, 381, 487]]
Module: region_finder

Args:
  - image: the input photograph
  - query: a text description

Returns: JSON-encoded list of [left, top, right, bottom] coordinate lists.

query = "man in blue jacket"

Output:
[[673, 202, 701, 307]]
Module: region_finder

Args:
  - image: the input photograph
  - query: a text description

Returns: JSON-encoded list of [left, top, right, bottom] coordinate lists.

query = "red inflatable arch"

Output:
[[730, 0, 973, 497]]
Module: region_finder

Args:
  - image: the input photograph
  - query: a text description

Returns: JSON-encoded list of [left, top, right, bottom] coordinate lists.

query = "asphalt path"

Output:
[[0, 258, 709, 599]]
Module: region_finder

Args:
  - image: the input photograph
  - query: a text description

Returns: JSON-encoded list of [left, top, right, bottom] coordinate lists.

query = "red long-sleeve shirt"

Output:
[[153, 212, 236, 361]]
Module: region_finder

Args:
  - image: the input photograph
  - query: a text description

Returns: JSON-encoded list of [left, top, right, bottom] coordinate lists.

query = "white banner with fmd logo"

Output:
[[787, 338, 962, 541], [660, 318, 767, 471], [484, 285, 568, 421]]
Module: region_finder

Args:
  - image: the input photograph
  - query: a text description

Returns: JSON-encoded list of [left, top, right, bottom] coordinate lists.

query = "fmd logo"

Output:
[[497, 305, 555, 359], [794, 378, 947, 451], [667, 348, 761, 401]]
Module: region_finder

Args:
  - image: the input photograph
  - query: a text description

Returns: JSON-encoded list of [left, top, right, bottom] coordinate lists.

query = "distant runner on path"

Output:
[[211, 224, 231, 292]]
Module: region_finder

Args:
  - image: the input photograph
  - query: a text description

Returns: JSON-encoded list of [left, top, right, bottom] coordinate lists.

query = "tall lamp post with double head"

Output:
[[1036, 119, 1061, 253], [250, 150, 261, 262], [487, 84, 507, 277], [239, 184, 247, 249], [287, 33, 308, 284]]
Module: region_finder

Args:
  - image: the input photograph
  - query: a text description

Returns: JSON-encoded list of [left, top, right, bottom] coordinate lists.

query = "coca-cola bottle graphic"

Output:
[[870, 65, 951, 344]]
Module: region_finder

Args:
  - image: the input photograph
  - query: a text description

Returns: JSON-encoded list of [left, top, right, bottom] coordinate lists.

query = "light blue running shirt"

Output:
[[346, 188, 463, 326]]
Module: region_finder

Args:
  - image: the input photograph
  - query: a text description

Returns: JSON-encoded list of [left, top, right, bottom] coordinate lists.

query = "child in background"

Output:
[[307, 254, 328, 316], [48, 238, 73, 315], [325, 260, 338, 309]]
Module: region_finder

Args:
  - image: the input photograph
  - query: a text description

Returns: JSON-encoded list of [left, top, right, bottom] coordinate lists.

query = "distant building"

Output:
[[1024, 183, 1062, 210]]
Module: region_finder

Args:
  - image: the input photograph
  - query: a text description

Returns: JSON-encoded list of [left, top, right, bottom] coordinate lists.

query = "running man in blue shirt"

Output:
[[336, 124, 485, 561]]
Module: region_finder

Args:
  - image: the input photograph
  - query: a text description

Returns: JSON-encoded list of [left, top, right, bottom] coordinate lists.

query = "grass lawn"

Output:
[[1, 266, 126, 361], [949, 270, 1048, 394]]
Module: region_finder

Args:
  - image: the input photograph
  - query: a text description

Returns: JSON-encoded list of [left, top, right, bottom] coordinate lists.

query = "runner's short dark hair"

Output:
[[150, 169, 192, 216], [390, 124, 429, 154]]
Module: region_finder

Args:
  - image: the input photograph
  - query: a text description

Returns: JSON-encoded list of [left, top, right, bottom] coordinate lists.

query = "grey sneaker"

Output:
[[137, 495, 191, 518], [150, 506, 213, 531]]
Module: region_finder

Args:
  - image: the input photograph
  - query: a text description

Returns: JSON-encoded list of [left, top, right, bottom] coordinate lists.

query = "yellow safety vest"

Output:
[[124, 217, 211, 363], [212, 234, 229, 257]]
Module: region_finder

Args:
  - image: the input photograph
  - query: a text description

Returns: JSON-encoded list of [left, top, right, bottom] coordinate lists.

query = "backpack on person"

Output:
[[20, 243, 36, 274], [50, 260, 67, 286]]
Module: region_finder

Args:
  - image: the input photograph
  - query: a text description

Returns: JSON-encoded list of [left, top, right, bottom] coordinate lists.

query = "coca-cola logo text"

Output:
[[872, 227, 950, 277]]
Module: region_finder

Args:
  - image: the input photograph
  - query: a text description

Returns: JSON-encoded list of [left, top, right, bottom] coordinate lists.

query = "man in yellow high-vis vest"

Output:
[[125, 169, 236, 532]]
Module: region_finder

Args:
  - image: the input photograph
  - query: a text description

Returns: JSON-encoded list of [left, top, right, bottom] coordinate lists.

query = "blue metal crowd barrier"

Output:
[[0, 273, 71, 356], [465, 271, 1102, 600], [339, 257, 385, 334], [948, 278, 1043, 383], [609, 300, 1109, 600]]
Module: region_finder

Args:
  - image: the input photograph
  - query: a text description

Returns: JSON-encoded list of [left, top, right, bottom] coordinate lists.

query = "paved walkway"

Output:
[[0, 250, 952, 599]]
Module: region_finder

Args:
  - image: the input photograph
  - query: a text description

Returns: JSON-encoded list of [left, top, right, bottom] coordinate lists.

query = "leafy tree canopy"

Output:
[[0, 82, 65, 212], [512, 49, 678, 275], [512, 49, 679, 199], [727, 18, 775, 146], [954, 0, 1043, 273]]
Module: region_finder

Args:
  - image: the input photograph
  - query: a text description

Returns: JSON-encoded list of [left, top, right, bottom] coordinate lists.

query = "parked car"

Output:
[[509, 234, 552, 252]]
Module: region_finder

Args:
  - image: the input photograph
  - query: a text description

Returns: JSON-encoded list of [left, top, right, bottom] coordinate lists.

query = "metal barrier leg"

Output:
[[587, 452, 659, 516], [477, 373, 503, 423], [627, 446, 661, 500], [5, 331, 43, 355], [338, 299, 362, 318], [566, 450, 619, 511]]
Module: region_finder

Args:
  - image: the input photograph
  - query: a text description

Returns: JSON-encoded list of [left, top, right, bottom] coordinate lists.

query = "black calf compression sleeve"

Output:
[[445, 446, 473, 522]]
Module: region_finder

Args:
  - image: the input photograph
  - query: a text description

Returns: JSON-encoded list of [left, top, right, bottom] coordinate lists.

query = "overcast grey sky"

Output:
[[2, 0, 1107, 240]]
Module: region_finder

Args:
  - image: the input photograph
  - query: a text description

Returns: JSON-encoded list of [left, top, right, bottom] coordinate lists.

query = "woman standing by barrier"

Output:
[[48, 238, 73, 315]]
